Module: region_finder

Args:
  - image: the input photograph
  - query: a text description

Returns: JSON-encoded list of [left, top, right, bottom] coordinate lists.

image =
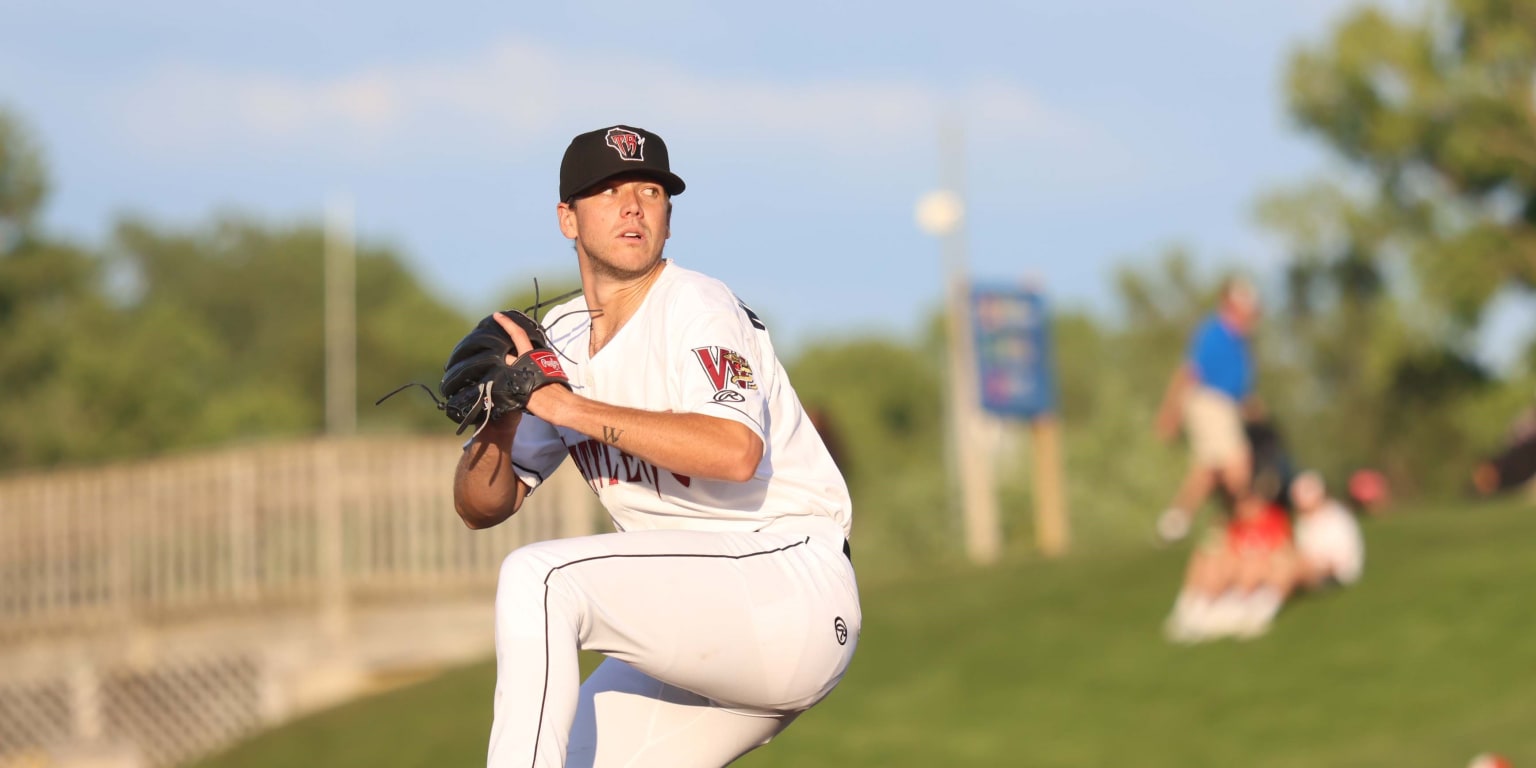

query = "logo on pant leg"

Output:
[[834, 617, 848, 645]]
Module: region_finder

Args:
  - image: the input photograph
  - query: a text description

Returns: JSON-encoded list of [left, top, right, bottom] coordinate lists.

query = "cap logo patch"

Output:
[[605, 128, 645, 161]]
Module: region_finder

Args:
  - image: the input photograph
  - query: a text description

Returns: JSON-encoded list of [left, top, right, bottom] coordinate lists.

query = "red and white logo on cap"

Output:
[[605, 128, 645, 161]]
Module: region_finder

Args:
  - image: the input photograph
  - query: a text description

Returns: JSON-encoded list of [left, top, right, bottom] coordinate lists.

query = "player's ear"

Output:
[[557, 200, 578, 240]]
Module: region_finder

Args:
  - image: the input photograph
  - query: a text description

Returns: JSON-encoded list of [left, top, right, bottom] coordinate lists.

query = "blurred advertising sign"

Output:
[[970, 284, 1056, 419]]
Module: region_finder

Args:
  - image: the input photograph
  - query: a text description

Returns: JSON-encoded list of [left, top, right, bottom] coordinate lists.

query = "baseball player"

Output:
[[452, 125, 860, 767]]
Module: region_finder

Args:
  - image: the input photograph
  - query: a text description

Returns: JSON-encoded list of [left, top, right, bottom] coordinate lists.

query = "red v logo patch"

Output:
[[694, 347, 729, 391], [693, 346, 757, 392]]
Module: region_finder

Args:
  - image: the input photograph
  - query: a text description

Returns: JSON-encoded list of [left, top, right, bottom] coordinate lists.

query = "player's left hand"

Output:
[[437, 310, 570, 433]]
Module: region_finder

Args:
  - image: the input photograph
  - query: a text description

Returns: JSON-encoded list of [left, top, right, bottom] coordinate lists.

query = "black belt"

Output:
[[842, 539, 852, 561]]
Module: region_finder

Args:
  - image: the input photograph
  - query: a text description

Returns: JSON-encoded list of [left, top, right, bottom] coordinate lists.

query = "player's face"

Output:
[[558, 174, 672, 280]]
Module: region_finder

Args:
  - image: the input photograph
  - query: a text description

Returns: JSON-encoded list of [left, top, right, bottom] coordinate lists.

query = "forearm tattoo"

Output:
[[603, 425, 624, 444]]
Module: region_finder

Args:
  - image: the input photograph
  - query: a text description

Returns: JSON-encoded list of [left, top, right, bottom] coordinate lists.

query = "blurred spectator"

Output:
[[804, 405, 848, 475], [1164, 469, 1366, 643], [1347, 468, 1391, 516], [1470, 405, 1536, 498], [1203, 417, 1294, 522], [1245, 418, 1295, 507], [1163, 491, 1294, 643], [1289, 470, 1364, 590], [1154, 276, 1264, 543], [1468, 753, 1514, 768]]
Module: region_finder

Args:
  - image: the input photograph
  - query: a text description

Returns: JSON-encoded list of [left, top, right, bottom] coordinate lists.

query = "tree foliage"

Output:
[[0, 111, 478, 469], [786, 330, 951, 570], [1253, 0, 1536, 494], [0, 106, 47, 251], [1286, 0, 1536, 327]]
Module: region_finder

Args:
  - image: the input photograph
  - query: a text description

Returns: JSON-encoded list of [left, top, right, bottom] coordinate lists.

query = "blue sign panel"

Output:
[[970, 285, 1056, 419]]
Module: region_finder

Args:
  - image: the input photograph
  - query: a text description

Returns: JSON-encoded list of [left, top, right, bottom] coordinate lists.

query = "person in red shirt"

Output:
[[1165, 492, 1297, 642], [1226, 494, 1291, 553]]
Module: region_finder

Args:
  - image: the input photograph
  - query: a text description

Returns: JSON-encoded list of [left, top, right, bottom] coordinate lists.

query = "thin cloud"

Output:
[[108, 38, 1126, 178]]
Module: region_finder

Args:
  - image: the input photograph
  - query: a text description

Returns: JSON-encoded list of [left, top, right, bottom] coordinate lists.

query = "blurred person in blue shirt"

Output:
[[1153, 276, 1263, 543]]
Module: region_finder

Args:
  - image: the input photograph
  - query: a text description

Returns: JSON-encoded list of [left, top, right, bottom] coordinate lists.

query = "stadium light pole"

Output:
[[915, 117, 1001, 566], [320, 194, 356, 647], [324, 194, 357, 437]]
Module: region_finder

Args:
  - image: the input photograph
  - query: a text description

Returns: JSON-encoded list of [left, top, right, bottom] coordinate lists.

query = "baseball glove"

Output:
[[437, 310, 570, 433]]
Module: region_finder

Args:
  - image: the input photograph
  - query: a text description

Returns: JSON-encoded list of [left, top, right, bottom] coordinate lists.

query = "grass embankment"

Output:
[[190, 498, 1536, 767]]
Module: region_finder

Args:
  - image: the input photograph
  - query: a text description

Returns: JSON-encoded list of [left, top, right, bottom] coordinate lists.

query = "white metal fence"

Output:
[[0, 436, 600, 767]]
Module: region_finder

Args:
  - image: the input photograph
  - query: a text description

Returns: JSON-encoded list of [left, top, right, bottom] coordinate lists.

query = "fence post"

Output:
[[69, 657, 101, 742], [109, 470, 133, 626], [227, 453, 257, 603], [314, 440, 349, 646]]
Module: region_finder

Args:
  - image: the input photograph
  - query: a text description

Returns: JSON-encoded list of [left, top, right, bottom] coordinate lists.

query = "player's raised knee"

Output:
[[497, 541, 564, 592]]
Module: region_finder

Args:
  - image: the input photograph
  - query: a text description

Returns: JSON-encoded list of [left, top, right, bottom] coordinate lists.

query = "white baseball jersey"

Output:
[[484, 259, 861, 767], [1294, 499, 1364, 585], [509, 260, 852, 539]]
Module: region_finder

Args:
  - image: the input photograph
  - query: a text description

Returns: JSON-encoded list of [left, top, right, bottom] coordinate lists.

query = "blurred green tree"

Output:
[[0, 108, 114, 467], [0, 106, 48, 252], [786, 329, 950, 571], [102, 215, 476, 449], [0, 107, 480, 470], [1285, 0, 1536, 331], [1258, 0, 1536, 494]]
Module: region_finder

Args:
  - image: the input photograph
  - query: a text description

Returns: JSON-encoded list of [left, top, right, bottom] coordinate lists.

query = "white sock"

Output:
[[1157, 508, 1192, 541], [1248, 587, 1283, 624], [1233, 587, 1283, 638], [1166, 591, 1214, 642], [1169, 591, 1195, 621], [1203, 591, 1246, 635]]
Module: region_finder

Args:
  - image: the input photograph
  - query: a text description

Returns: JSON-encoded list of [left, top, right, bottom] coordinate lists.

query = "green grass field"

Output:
[[189, 498, 1536, 767]]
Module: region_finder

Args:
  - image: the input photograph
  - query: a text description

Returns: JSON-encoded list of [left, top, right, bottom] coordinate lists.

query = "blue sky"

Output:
[[11, 0, 1491, 358]]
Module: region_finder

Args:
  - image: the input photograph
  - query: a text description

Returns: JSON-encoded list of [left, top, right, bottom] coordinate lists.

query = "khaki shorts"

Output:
[[1183, 386, 1247, 468]]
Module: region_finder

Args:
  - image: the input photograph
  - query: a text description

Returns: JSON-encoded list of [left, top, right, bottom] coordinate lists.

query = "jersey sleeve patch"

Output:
[[693, 346, 758, 392]]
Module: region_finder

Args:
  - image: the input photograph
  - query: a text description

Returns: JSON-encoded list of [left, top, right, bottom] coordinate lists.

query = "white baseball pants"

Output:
[[486, 515, 860, 768]]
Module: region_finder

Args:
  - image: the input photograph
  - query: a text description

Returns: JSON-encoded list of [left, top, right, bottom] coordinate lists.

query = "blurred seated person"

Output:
[[1288, 470, 1364, 590], [1163, 488, 1295, 643], [1470, 406, 1536, 497], [1347, 467, 1392, 517]]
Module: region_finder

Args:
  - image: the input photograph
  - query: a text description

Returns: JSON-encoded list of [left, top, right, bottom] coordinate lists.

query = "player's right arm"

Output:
[[453, 416, 529, 529]]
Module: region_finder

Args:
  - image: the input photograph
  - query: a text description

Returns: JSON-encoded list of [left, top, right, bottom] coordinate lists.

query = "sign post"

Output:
[[916, 185, 1002, 566], [915, 116, 1007, 565], [970, 285, 1069, 557]]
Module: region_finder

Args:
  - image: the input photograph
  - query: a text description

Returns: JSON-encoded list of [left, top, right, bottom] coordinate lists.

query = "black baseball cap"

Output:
[[559, 125, 687, 202]]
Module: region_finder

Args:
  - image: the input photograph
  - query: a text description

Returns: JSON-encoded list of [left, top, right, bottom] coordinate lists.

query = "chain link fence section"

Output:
[[0, 649, 262, 768], [0, 673, 71, 766], [99, 653, 263, 768]]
